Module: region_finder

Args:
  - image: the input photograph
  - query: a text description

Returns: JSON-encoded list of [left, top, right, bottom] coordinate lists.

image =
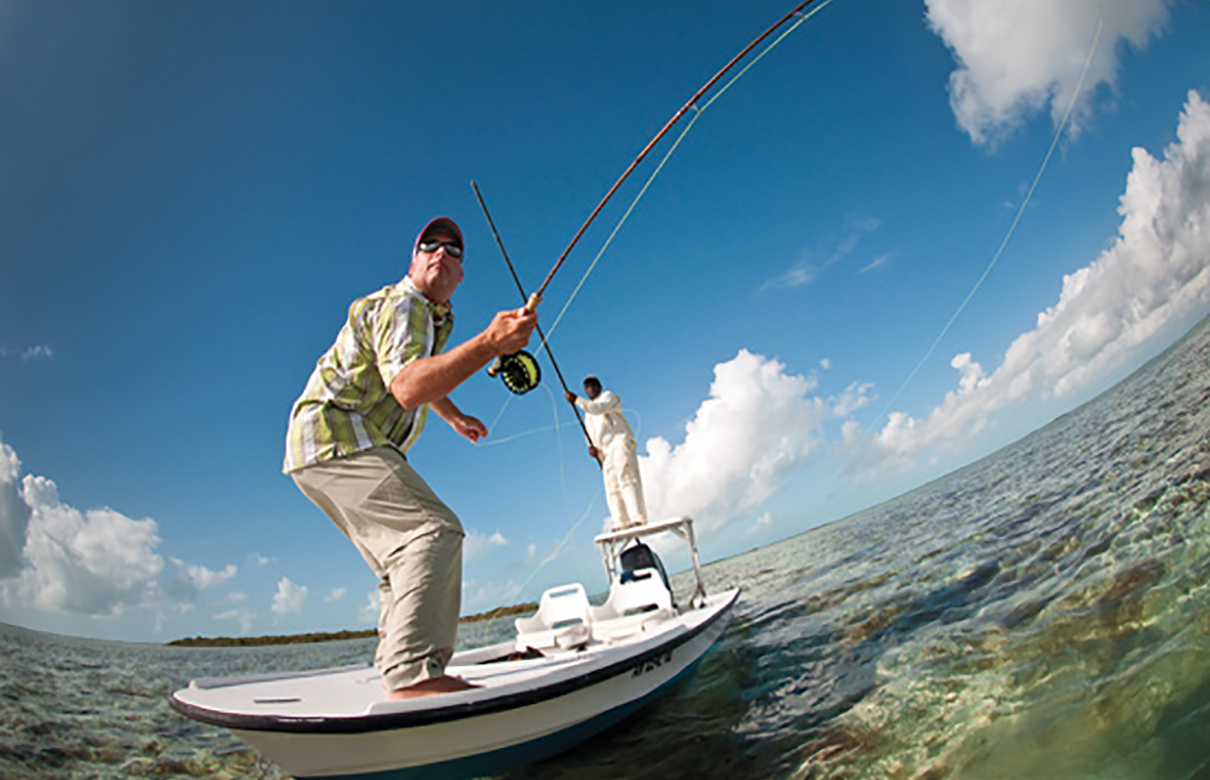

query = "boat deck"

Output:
[[171, 589, 738, 729]]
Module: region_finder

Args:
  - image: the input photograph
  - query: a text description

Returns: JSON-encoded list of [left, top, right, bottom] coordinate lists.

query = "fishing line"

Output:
[[471, 381, 582, 646], [528, 0, 831, 305], [544, 381, 570, 510], [480, 391, 517, 441], [537, 0, 838, 350], [471, 400, 644, 646], [468, 0, 833, 630], [475, 418, 584, 447], [875, 16, 1104, 422], [476, 382, 572, 494], [472, 181, 602, 467], [478, 401, 643, 454], [477, 0, 834, 459], [474, 485, 606, 646]]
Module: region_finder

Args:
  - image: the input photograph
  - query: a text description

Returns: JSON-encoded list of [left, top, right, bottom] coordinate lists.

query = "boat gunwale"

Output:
[[168, 587, 738, 735]]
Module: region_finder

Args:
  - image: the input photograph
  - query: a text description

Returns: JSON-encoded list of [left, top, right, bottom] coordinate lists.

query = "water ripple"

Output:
[[4, 320, 1210, 779]]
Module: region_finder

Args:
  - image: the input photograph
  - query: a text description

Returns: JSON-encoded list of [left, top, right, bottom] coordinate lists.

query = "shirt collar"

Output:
[[401, 276, 452, 324]]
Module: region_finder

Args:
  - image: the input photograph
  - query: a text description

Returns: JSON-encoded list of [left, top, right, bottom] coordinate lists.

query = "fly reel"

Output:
[[487, 350, 541, 395]]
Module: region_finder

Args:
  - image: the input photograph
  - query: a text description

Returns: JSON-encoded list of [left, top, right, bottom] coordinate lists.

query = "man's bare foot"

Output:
[[385, 675, 480, 700]]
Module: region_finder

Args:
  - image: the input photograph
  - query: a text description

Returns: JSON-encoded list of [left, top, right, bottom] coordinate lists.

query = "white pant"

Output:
[[601, 439, 647, 529]]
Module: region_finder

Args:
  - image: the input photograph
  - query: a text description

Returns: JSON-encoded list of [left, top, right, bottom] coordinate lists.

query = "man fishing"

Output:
[[284, 216, 538, 700], [565, 376, 648, 530]]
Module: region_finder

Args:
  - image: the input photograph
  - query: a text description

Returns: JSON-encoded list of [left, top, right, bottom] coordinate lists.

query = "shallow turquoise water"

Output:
[[2, 319, 1208, 779]]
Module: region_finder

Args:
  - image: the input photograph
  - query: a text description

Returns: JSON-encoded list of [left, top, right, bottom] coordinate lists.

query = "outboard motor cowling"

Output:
[[619, 542, 671, 593]]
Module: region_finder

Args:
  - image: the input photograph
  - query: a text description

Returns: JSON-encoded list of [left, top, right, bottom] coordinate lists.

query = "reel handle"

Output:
[[486, 349, 541, 394], [523, 292, 541, 314]]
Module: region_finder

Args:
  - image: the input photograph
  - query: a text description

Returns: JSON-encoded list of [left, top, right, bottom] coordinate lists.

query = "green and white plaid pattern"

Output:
[[284, 277, 454, 473]]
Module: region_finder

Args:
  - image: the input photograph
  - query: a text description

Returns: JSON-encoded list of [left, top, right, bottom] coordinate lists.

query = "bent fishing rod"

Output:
[[531, 0, 824, 300], [481, 0, 824, 394]]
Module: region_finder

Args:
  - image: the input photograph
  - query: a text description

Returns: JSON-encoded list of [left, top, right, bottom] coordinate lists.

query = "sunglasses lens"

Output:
[[420, 241, 462, 258]]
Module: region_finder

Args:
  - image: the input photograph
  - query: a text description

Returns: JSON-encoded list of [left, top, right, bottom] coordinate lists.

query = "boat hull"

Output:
[[175, 588, 738, 779]]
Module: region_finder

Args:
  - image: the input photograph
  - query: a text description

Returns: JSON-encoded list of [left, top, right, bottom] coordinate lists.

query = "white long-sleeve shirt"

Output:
[[575, 391, 635, 453]]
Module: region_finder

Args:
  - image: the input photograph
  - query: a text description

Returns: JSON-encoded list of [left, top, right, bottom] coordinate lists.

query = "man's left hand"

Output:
[[564, 390, 578, 404], [452, 414, 488, 443]]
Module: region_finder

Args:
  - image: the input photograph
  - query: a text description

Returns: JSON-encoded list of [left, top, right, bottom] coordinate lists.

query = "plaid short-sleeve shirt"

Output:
[[283, 277, 454, 473]]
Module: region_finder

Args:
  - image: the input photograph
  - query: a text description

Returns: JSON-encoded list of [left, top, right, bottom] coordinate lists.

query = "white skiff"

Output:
[[170, 516, 738, 779]]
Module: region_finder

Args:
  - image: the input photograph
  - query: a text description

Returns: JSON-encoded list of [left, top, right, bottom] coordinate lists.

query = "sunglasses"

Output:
[[418, 240, 463, 259]]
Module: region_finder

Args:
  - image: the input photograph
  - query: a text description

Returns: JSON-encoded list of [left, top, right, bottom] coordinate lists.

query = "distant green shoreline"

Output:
[[166, 602, 538, 647]]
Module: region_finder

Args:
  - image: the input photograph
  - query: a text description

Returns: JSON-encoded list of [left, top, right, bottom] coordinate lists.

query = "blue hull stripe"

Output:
[[300, 655, 709, 780]]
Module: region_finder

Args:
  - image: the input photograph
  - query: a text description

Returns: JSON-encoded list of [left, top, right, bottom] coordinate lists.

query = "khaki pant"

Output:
[[292, 447, 464, 691]]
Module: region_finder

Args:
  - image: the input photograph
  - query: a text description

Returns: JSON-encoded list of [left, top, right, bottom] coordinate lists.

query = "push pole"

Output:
[[471, 181, 602, 467]]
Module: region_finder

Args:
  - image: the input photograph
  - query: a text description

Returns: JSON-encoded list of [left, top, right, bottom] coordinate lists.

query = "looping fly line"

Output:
[[479, 0, 835, 446], [468, 0, 831, 614], [535, 0, 838, 355], [875, 15, 1104, 421]]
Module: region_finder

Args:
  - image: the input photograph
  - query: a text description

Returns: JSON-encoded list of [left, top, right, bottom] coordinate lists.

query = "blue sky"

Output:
[[2, 0, 1208, 642]]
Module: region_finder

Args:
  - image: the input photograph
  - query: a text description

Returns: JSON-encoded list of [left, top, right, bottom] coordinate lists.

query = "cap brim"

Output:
[[417, 217, 463, 250]]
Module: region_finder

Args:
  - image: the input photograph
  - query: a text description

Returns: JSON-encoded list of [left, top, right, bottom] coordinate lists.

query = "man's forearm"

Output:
[[430, 396, 459, 422], [390, 333, 495, 409], [577, 396, 619, 415], [391, 305, 538, 410]]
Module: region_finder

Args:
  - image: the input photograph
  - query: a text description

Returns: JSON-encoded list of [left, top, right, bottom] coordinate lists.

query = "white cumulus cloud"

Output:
[[866, 90, 1210, 466], [172, 560, 238, 593], [0, 439, 31, 579], [926, 0, 1173, 146], [464, 529, 508, 562], [0, 434, 251, 624], [747, 511, 775, 537], [14, 475, 165, 615], [462, 577, 523, 616], [271, 576, 308, 616], [358, 589, 381, 625], [640, 350, 861, 536], [214, 609, 255, 634]]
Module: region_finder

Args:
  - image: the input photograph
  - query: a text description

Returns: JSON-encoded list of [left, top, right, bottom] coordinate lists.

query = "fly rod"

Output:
[[530, 0, 824, 300], [478, 0, 825, 398], [471, 180, 602, 465]]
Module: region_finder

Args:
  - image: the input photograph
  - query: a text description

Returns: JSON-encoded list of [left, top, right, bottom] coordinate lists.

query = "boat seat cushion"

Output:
[[590, 569, 675, 641], [515, 583, 592, 651]]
